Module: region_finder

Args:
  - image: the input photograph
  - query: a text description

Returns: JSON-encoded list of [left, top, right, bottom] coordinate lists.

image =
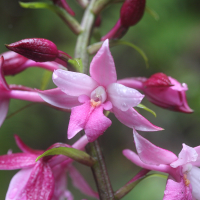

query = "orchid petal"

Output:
[[163, 176, 192, 200], [133, 129, 177, 165], [14, 135, 43, 155], [85, 105, 112, 142], [68, 101, 91, 139], [169, 77, 188, 91], [39, 88, 80, 109], [192, 145, 200, 166], [0, 56, 9, 90], [112, 106, 162, 131], [25, 162, 54, 200], [107, 83, 144, 111], [90, 39, 117, 87], [6, 168, 32, 200], [0, 153, 38, 169], [170, 144, 198, 168], [53, 70, 98, 96], [68, 165, 99, 198], [186, 166, 200, 200], [0, 98, 9, 127]]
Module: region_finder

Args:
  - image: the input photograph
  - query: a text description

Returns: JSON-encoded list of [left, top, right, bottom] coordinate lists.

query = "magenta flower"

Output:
[[1, 135, 98, 200], [118, 72, 193, 113], [39, 40, 162, 142], [123, 129, 200, 199]]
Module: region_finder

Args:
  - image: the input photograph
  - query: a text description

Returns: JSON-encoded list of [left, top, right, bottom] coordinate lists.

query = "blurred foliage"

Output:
[[0, 0, 200, 199]]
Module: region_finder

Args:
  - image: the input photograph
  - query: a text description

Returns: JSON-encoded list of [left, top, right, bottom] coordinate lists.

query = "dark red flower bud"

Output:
[[120, 0, 146, 28], [52, 0, 75, 16], [94, 15, 102, 27], [143, 73, 173, 88], [0, 51, 28, 75], [6, 38, 59, 62]]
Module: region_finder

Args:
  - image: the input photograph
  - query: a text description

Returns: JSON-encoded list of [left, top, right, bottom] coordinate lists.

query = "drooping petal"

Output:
[[107, 83, 144, 111], [24, 162, 54, 200], [6, 168, 32, 200], [0, 98, 9, 127], [133, 130, 177, 165], [186, 165, 200, 199], [85, 104, 112, 142], [0, 153, 38, 169], [112, 106, 163, 131], [39, 88, 80, 109], [68, 165, 99, 199], [163, 176, 192, 200], [14, 135, 43, 155], [90, 39, 117, 87], [68, 101, 91, 139], [170, 144, 198, 168], [53, 70, 98, 96]]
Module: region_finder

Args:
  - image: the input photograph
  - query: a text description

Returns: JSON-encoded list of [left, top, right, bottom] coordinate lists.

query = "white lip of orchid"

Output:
[[90, 86, 107, 107], [182, 163, 193, 173]]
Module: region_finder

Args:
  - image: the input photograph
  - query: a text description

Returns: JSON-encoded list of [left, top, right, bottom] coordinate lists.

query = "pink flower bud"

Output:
[[0, 51, 28, 75], [120, 0, 146, 28], [143, 73, 193, 113], [52, 0, 75, 16], [6, 38, 59, 62]]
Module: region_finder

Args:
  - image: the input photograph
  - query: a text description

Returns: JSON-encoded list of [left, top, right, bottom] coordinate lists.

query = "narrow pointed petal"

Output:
[[6, 168, 32, 200], [163, 176, 192, 200], [113, 106, 163, 131], [0, 98, 9, 127], [68, 101, 91, 139], [0, 56, 9, 90], [53, 70, 98, 96], [25, 162, 54, 200], [133, 130, 177, 165], [107, 83, 144, 111], [14, 135, 43, 155], [39, 88, 80, 109], [68, 165, 99, 198], [85, 105, 112, 142], [90, 39, 117, 87], [186, 166, 200, 199], [170, 144, 198, 168], [0, 153, 38, 169]]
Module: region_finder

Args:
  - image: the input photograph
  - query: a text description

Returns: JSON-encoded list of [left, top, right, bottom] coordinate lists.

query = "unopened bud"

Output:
[[52, 0, 75, 16], [0, 51, 28, 75], [6, 38, 59, 62], [120, 0, 146, 28]]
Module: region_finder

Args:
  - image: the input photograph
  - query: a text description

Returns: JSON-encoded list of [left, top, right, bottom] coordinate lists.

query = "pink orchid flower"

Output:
[[118, 72, 193, 113], [1, 135, 98, 200], [0, 56, 45, 127], [39, 39, 162, 142], [123, 129, 200, 200]]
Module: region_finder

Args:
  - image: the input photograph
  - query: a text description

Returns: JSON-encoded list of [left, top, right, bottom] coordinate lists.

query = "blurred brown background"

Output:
[[0, 0, 200, 199]]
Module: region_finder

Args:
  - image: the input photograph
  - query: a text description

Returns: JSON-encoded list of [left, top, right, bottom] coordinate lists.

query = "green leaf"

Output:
[[36, 147, 95, 166], [68, 58, 83, 72], [19, 1, 55, 10], [40, 70, 52, 90], [145, 6, 159, 21], [87, 40, 149, 68], [136, 104, 156, 117]]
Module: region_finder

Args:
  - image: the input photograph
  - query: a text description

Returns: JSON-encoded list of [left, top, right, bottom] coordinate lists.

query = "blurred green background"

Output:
[[0, 0, 200, 199]]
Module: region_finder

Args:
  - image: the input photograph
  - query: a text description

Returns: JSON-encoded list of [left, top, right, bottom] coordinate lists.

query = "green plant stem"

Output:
[[74, 1, 115, 198]]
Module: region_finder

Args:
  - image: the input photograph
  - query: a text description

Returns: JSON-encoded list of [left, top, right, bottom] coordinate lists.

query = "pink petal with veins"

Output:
[[39, 88, 80, 109], [24, 162, 54, 200], [133, 130, 177, 165], [14, 135, 43, 155], [163, 176, 192, 200], [68, 165, 99, 199], [53, 70, 98, 96], [90, 39, 117, 87], [170, 144, 198, 168], [6, 168, 32, 200], [85, 104, 112, 142], [0, 98, 9, 127], [112, 106, 163, 131], [107, 83, 144, 111], [0, 153, 38, 169]]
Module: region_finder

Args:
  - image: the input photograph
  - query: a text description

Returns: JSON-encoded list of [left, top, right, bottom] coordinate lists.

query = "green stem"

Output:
[[74, 1, 115, 198]]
